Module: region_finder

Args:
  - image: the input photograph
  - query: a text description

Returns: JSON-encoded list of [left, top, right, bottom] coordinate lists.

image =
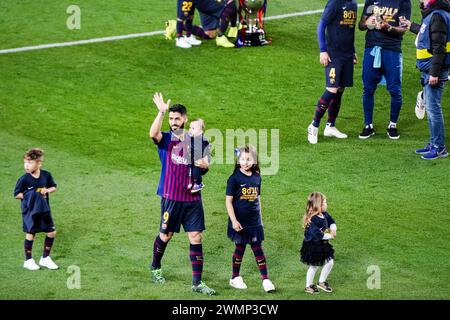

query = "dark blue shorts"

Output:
[[198, 0, 225, 30], [199, 13, 219, 31], [22, 212, 56, 233], [177, 0, 196, 20], [325, 58, 354, 88], [160, 198, 205, 233]]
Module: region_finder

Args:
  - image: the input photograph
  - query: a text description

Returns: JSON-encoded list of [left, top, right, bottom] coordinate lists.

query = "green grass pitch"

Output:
[[0, 0, 449, 300]]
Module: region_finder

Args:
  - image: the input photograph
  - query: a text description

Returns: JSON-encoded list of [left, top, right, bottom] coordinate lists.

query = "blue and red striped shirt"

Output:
[[156, 131, 201, 202]]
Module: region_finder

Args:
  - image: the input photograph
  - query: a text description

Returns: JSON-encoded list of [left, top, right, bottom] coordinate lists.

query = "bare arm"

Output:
[[149, 92, 171, 144], [40, 186, 56, 195], [226, 195, 243, 231], [378, 18, 407, 36]]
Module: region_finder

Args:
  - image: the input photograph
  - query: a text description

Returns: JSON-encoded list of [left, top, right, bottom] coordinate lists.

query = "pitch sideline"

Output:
[[0, 5, 364, 55]]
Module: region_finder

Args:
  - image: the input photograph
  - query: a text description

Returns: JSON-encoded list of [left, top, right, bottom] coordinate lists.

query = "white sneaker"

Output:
[[324, 125, 348, 139], [415, 91, 426, 120], [23, 258, 40, 270], [39, 256, 59, 270], [184, 35, 201, 46], [176, 36, 192, 49], [229, 276, 248, 289], [307, 124, 318, 144], [262, 279, 275, 292]]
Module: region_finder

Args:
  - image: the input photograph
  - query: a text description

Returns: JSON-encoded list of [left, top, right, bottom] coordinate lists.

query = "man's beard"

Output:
[[170, 123, 185, 134]]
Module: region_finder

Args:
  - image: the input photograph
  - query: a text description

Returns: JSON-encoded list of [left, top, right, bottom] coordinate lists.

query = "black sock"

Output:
[[219, 2, 237, 35], [43, 236, 55, 258], [24, 239, 33, 260], [232, 244, 246, 278], [185, 19, 193, 37], [313, 90, 337, 127], [176, 20, 183, 38], [191, 26, 212, 39], [151, 235, 168, 269], [190, 243, 203, 285], [327, 90, 344, 126], [251, 242, 268, 280]]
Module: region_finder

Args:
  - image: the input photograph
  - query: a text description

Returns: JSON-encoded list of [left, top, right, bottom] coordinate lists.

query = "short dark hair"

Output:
[[24, 148, 44, 161], [169, 104, 187, 116]]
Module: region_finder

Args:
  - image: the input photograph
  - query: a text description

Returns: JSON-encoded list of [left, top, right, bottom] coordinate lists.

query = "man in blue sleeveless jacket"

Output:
[[403, 0, 450, 159]]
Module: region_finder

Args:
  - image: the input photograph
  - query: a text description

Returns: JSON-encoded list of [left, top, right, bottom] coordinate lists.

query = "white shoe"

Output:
[[324, 125, 348, 139], [262, 279, 275, 292], [415, 91, 426, 120], [39, 256, 59, 270], [229, 276, 248, 289], [307, 124, 318, 144], [23, 258, 40, 270], [184, 35, 201, 46], [176, 36, 192, 49]]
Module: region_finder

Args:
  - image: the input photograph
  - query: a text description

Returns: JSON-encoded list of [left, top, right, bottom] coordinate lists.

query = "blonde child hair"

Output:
[[303, 192, 326, 228]]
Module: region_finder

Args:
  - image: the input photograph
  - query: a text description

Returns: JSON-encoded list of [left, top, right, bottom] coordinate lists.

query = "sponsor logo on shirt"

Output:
[[372, 6, 399, 22], [171, 153, 188, 165], [240, 187, 259, 201], [340, 10, 357, 26]]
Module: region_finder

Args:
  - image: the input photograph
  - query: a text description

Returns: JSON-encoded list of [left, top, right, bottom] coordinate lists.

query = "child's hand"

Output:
[[195, 158, 209, 169], [330, 230, 337, 238], [353, 53, 358, 65], [39, 188, 49, 197], [232, 220, 243, 232]]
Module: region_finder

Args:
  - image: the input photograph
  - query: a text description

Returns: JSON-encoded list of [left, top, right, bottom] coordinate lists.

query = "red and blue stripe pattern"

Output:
[[157, 132, 201, 202]]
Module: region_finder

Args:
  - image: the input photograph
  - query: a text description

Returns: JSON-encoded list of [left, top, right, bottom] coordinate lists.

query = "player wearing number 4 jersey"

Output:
[[308, 0, 358, 144]]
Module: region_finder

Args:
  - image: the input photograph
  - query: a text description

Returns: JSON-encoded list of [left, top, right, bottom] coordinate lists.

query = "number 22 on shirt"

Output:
[[182, 1, 193, 13]]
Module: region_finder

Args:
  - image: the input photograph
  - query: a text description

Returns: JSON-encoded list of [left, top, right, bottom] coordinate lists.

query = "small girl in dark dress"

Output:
[[300, 192, 337, 294], [225, 145, 275, 293]]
